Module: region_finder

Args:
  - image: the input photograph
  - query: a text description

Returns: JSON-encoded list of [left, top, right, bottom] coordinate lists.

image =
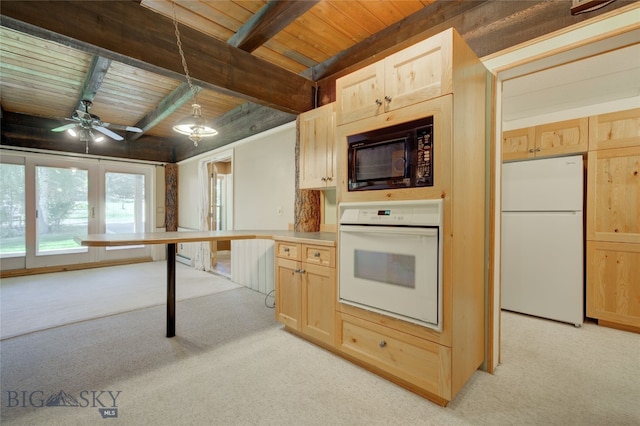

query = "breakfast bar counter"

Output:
[[74, 230, 335, 337]]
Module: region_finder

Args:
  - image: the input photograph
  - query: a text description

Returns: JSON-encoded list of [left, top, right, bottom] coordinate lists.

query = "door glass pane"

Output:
[[105, 172, 145, 234], [0, 163, 26, 257], [216, 176, 223, 230], [36, 166, 88, 255]]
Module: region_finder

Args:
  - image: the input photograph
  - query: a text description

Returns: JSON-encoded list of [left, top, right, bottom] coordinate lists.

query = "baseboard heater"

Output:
[[176, 254, 191, 266]]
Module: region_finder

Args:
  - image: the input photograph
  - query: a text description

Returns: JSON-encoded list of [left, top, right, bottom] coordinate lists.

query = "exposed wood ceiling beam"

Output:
[[312, 0, 633, 103], [0, 111, 176, 162], [305, 0, 489, 81], [127, 83, 197, 142], [74, 55, 112, 115], [173, 103, 296, 160], [228, 0, 320, 52], [0, 1, 314, 114]]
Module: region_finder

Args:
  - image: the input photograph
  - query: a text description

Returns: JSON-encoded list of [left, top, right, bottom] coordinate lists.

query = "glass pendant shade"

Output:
[[173, 103, 218, 146]]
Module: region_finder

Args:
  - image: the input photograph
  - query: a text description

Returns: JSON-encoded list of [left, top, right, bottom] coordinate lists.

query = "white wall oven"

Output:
[[339, 199, 443, 331]]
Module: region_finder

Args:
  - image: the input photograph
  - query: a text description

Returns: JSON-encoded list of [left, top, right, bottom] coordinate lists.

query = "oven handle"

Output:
[[339, 225, 438, 237]]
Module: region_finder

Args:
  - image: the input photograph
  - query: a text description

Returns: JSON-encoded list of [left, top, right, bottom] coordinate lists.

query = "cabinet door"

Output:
[[384, 32, 449, 113], [587, 146, 640, 244], [336, 61, 384, 125], [299, 103, 335, 189], [535, 117, 588, 158], [589, 108, 640, 151], [275, 257, 301, 330], [502, 127, 535, 161], [587, 241, 640, 330], [301, 263, 335, 345]]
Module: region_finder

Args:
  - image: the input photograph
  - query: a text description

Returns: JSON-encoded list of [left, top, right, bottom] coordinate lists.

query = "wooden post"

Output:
[[294, 116, 321, 232], [165, 163, 178, 232]]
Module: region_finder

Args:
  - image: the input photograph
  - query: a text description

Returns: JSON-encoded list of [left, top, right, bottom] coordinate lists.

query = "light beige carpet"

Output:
[[1, 288, 638, 425], [0, 261, 241, 339]]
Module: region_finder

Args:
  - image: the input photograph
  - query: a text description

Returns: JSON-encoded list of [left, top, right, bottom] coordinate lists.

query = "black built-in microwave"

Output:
[[347, 116, 434, 191]]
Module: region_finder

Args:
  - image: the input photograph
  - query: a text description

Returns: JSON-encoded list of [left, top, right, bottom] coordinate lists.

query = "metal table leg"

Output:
[[166, 243, 176, 337]]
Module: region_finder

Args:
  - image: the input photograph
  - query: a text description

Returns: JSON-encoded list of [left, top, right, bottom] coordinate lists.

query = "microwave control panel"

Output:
[[416, 125, 433, 186]]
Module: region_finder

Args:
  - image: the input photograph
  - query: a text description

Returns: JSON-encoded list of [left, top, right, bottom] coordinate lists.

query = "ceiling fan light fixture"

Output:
[[92, 132, 105, 143], [172, 103, 217, 147]]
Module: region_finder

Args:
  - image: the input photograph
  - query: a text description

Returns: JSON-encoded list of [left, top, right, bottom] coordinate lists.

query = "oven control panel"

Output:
[[339, 199, 443, 227]]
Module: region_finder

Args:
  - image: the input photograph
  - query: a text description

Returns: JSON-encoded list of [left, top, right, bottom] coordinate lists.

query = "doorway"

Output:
[[206, 157, 233, 278], [485, 8, 639, 372]]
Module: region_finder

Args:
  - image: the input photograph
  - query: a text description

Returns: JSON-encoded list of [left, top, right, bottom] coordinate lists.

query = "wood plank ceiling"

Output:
[[0, 0, 633, 163]]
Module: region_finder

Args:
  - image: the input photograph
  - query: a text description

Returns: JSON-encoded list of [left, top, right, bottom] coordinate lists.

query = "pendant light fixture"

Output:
[[171, 1, 217, 146]]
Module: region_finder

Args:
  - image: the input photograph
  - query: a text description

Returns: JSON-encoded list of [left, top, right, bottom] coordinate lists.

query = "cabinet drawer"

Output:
[[302, 245, 335, 267], [339, 313, 450, 397], [275, 242, 301, 260]]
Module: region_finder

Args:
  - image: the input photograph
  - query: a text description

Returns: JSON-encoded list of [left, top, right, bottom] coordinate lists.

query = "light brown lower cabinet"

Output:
[[586, 241, 640, 332], [274, 241, 335, 346], [338, 312, 451, 400]]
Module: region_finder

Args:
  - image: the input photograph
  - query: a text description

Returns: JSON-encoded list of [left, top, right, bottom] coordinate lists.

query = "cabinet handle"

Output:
[[384, 96, 392, 103], [313, 252, 320, 257], [535, 147, 541, 152], [379, 340, 387, 348], [325, 176, 332, 182], [321, 177, 326, 182], [528, 148, 535, 153], [284, 247, 290, 253], [375, 99, 382, 106]]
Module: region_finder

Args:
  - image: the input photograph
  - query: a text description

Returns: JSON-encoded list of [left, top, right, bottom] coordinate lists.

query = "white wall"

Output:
[[233, 123, 296, 230], [178, 122, 296, 231]]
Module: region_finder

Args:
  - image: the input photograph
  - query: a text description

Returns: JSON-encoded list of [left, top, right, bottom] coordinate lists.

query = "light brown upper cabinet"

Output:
[[299, 103, 336, 189], [588, 108, 640, 151], [336, 29, 456, 126], [502, 117, 588, 162], [587, 145, 640, 244]]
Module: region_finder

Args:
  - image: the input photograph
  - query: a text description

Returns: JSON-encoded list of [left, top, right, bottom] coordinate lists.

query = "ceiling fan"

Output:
[[52, 99, 142, 145]]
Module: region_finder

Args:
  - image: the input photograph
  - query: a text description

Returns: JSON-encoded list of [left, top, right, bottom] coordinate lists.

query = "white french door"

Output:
[[98, 162, 152, 262], [0, 152, 154, 270], [28, 156, 96, 268]]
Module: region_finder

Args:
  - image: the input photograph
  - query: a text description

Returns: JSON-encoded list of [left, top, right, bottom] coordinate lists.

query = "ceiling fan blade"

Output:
[[94, 126, 124, 141], [51, 123, 77, 132], [103, 122, 143, 133]]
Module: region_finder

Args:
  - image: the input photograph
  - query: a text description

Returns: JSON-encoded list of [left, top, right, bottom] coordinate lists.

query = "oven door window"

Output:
[[354, 250, 415, 288], [339, 225, 441, 329]]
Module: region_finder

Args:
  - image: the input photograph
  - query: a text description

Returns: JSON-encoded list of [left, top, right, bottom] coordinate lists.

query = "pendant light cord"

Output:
[[171, 1, 198, 103]]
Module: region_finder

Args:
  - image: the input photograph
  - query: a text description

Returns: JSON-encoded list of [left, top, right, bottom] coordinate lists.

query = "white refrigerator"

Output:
[[501, 155, 584, 326]]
